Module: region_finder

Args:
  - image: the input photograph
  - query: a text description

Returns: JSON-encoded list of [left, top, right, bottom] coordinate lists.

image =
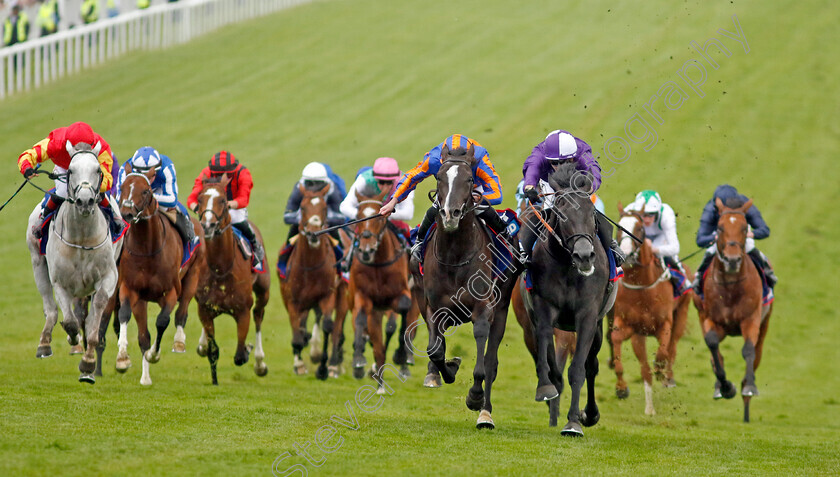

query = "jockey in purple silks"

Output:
[[519, 129, 625, 267]]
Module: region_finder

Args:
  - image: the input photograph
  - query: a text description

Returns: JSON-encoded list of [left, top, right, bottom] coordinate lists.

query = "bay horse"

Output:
[[609, 206, 691, 416], [529, 162, 615, 436], [693, 197, 773, 422], [117, 166, 204, 385], [279, 183, 346, 378], [194, 175, 271, 385], [410, 144, 520, 430], [33, 145, 122, 383], [349, 191, 417, 388]]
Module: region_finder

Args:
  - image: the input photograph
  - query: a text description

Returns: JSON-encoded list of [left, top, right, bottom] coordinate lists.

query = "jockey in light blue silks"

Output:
[[623, 190, 691, 295], [117, 147, 196, 247]]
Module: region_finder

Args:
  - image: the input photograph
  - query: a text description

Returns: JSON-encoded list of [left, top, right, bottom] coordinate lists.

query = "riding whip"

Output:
[[312, 213, 383, 237], [0, 164, 40, 213], [595, 209, 643, 244]]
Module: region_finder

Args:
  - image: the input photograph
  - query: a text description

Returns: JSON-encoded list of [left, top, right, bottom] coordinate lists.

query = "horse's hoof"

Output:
[[115, 356, 131, 373], [561, 421, 584, 437], [310, 352, 323, 364], [293, 364, 308, 376], [36, 345, 53, 358], [466, 391, 484, 411], [353, 366, 365, 380], [375, 385, 387, 396], [315, 365, 328, 381], [79, 359, 96, 375], [535, 384, 559, 402], [399, 366, 411, 380], [255, 362, 269, 377], [328, 365, 341, 379], [69, 344, 84, 355], [79, 373, 95, 384], [607, 358, 615, 370], [476, 410, 495, 430], [663, 378, 677, 388], [616, 387, 630, 400], [66, 332, 80, 347], [721, 380, 737, 400], [172, 341, 186, 353], [196, 345, 207, 357], [406, 353, 415, 366], [424, 373, 442, 388], [742, 384, 758, 397], [393, 347, 407, 366], [443, 357, 461, 383], [581, 409, 600, 427], [140, 376, 152, 386], [144, 349, 160, 364]]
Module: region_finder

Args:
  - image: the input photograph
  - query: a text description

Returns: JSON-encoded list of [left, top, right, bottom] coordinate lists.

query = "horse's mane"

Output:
[[548, 162, 593, 194]]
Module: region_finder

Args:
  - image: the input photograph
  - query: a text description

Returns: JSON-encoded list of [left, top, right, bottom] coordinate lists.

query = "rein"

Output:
[[53, 216, 110, 251], [621, 257, 670, 290]]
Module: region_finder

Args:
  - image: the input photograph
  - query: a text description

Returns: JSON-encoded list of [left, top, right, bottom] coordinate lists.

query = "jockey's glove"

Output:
[[524, 186, 540, 203], [23, 167, 37, 179]]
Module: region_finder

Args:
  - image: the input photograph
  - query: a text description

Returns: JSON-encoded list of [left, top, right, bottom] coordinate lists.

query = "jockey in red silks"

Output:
[[186, 151, 264, 262], [379, 134, 510, 262], [18, 121, 124, 238], [519, 129, 625, 267]]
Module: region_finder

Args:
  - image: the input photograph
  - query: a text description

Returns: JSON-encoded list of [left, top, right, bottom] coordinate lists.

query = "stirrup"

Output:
[[610, 241, 625, 267], [410, 240, 423, 262], [253, 242, 266, 263]]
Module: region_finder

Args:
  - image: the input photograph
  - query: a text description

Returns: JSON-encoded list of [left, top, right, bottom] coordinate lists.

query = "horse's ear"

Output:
[[92, 142, 102, 156], [617, 201, 624, 215], [355, 188, 364, 201], [125, 162, 133, 174], [65, 140, 74, 156], [440, 144, 450, 162], [741, 198, 753, 213], [715, 197, 725, 212], [220, 173, 230, 187], [467, 143, 475, 159], [375, 188, 389, 201]]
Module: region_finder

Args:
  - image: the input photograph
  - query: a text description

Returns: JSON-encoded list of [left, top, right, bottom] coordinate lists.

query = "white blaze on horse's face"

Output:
[[202, 188, 221, 230], [362, 206, 377, 218], [69, 152, 101, 216], [310, 197, 321, 206], [618, 216, 638, 256], [307, 215, 323, 228], [441, 166, 463, 232]]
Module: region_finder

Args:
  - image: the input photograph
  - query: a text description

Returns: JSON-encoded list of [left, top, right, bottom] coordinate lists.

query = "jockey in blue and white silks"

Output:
[[117, 146, 195, 246], [623, 190, 690, 295]]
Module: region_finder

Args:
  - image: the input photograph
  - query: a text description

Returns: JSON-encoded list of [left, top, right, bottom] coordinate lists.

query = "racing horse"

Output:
[[609, 206, 691, 416], [693, 197, 773, 422], [31, 144, 122, 383], [279, 183, 345, 377], [349, 190, 417, 388], [194, 175, 271, 384], [116, 165, 204, 385], [529, 162, 615, 436], [410, 144, 520, 430]]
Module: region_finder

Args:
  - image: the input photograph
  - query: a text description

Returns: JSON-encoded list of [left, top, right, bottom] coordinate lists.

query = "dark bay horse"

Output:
[[529, 163, 615, 436], [279, 184, 346, 379], [117, 168, 204, 385], [610, 206, 691, 416], [194, 175, 271, 385], [693, 198, 773, 422], [410, 144, 520, 430], [349, 191, 417, 388]]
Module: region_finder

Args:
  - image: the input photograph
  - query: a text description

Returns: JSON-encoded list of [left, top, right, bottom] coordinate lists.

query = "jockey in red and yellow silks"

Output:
[[380, 134, 509, 262], [18, 122, 123, 239]]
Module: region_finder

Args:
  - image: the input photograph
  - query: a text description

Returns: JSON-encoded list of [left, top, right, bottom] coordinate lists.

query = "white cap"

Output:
[[301, 162, 329, 182]]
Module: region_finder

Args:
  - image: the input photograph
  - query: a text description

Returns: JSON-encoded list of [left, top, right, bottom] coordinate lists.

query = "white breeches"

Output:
[[230, 208, 248, 224]]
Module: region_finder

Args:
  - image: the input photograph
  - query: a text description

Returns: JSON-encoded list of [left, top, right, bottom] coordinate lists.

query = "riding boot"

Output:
[[174, 208, 196, 246], [692, 249, 715, 295], [596, 213, 625, 266], [477, 205, 511, 244], [98, 196, 123, 239], [411, 204, 438, 262], [748, 248, 777, 288], [663, 255, 690, 295], [234, 221, 265, 263], [33, 195, 64, 239]]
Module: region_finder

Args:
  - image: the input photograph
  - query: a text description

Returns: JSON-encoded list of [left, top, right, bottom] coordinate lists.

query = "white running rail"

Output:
[[0, 0, 312, 100]]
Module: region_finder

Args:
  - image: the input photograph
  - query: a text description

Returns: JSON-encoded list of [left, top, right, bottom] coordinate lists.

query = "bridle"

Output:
[[199, 187, 232, 239], [121, 172, 156, 223], [354, 199, 405, 267], [715, 209, 747, 261], [617, 213, 646, 267], [67, 150, 104, 206], [435, 158, 478, 219]]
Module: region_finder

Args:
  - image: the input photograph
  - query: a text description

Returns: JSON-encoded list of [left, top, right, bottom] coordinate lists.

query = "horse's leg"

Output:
[[69, 299, 87, 355], [426, 308, 460, 385], [392, 293, 413, 378], [32, 241, 59, 358], [561, 310, 599, 437], [754, 305, 772, 372], [253, 277, 270, 377], [79, 283, 112, 384], [316, 307, 334, 381], [369, 310, 387, 392], [309, 308, 323, 365], [631, 334, 655, 416], [476, 308, 508, 430], [145, 288, 178, 365], [404, 301, 420, 367], [702, 319, 735, 399], [289, 306, 308, 375], [665, 295, 691, 388], [653, 317, 673, 384], [466, 313, 491, 412], [115, 286, 135, 373], [581, 318, 603, 427], [329, 301, 347, 378], [740, 311, 763, 402], [532, 298, 560, 401], [351, 293, 370, 380], [198, 306, 219, 385], [171, 291, 190, 354], [605, 305, 616, 369], [383, 312, 397, 361], [132, 298, 153, 386], [611, 320, 633, 399], [233, 307, 252, 367], [95, 287, 118, 377]]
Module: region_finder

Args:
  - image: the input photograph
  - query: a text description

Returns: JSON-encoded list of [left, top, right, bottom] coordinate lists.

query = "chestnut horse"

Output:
[[349, 191, 418, 388], [194, 176, 271, 385], [279, 184, 346, 379], [610, 206, 691, 416], [693, 198, 773, 422], [117, 168, 204, 385], [410, 145, 520, 430]]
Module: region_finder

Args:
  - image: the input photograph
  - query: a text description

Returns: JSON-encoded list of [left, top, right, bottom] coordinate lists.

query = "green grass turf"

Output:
[[0, 0, 838, 475]]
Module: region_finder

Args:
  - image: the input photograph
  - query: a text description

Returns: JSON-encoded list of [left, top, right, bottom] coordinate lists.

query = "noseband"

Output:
[[121, 173, 156, 222]]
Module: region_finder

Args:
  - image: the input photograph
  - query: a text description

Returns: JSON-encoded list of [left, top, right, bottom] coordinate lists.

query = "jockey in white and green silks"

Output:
[[622, 190, 691, 296]]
